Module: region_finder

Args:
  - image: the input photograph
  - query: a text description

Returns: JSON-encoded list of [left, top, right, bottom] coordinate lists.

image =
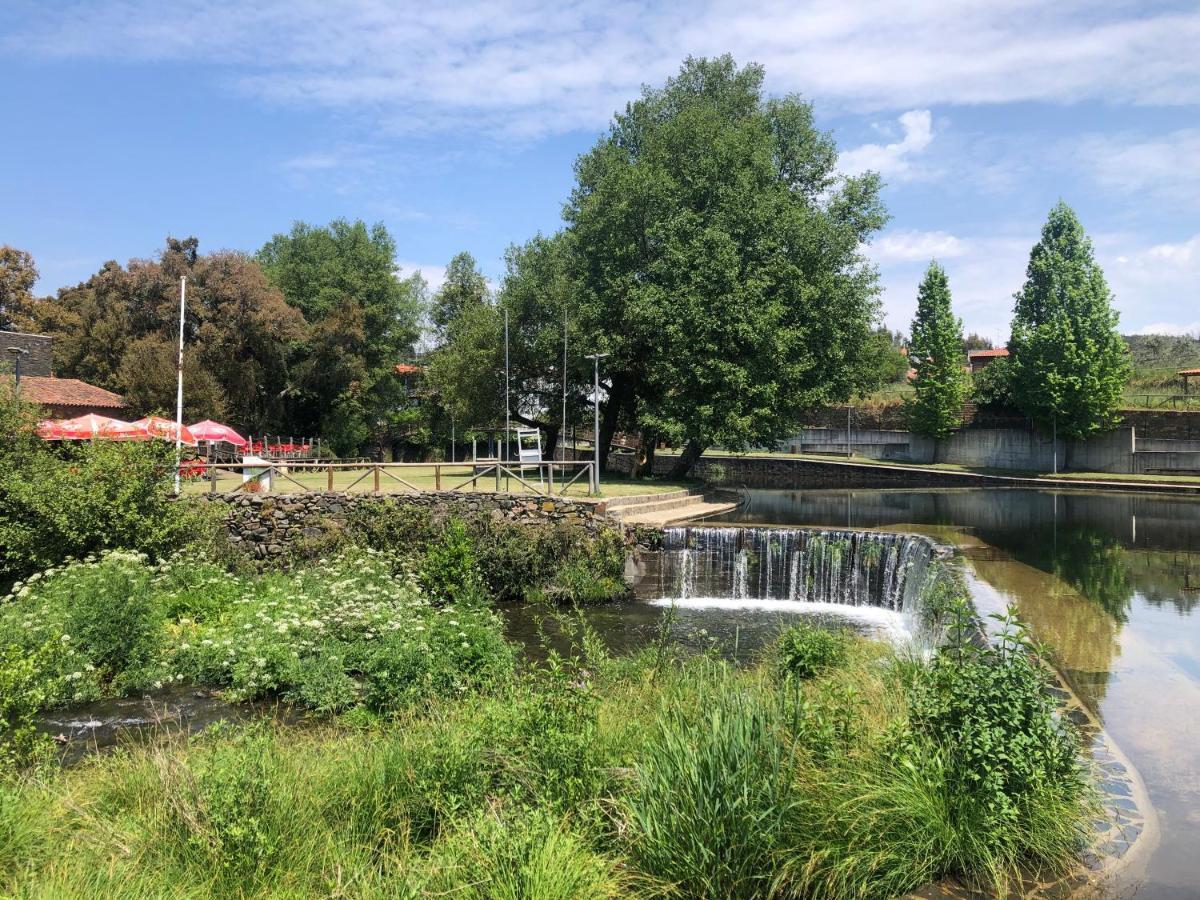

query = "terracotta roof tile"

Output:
[[5, 376, 126, 408], [967, 348, 1010, 359]]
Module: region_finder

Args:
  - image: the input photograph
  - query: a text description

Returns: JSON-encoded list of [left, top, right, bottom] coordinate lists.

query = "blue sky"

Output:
[[2, 0, 1198, 341]]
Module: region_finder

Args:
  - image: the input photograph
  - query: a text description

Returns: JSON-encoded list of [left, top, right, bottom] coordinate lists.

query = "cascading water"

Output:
[[649, 526, 939, 642]]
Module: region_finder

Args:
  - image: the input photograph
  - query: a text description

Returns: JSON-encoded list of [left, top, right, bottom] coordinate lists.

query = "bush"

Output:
[[971, 356, 1016, 411], [0, 439, 224, 579], [899, 613, 1089, 880], [0, 645, 55, 774], [776, 622, 848, 678]]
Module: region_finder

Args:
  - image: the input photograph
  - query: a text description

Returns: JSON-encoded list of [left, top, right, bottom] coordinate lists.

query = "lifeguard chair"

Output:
[[514, 427, 544, 486]]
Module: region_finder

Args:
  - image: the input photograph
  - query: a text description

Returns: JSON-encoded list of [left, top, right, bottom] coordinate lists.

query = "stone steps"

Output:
[[608, 491, 738, 526]]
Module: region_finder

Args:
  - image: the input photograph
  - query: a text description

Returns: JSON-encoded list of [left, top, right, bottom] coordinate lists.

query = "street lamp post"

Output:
[[174, 276, 187, 494], [6, 347, 29, 393], [584, 352, 608, 494]]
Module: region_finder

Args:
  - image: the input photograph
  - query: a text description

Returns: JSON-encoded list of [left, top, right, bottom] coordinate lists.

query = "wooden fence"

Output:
[[198, 460, 598, 497]]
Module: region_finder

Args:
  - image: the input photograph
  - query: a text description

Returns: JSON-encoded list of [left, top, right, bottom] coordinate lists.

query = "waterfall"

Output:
[[656, 526, 935, 614]]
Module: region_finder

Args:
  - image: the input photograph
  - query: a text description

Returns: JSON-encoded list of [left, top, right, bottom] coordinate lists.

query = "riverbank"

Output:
[[628, 450, 1200, 495]]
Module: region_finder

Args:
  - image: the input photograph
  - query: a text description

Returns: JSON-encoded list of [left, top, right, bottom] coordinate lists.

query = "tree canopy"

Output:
[[1008, 202, 1130, 440], [20, 238, 304, 426], [907, 262, 967, 439], [257, 219, 426, 453], [0, 246, 38, 333], [566, 55, 888, 475]]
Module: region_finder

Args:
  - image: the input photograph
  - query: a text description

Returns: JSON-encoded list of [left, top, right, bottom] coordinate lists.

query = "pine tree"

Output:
[[1009, 202, 1130, 440], [908, 261, 968, 439]]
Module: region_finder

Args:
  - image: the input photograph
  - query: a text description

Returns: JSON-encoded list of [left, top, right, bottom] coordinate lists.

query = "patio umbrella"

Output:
[[188, 419, 248, 448], [54, 414, 152, 441], [36, 420, 66, 440], [133, 415, 198, 446]]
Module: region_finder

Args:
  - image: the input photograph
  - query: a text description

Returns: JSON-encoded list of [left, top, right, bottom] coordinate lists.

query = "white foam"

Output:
[[648, 597, 915, 642]]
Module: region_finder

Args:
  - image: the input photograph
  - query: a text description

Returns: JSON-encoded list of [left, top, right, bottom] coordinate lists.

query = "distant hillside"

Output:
[[1123, 334, 1200, 374]]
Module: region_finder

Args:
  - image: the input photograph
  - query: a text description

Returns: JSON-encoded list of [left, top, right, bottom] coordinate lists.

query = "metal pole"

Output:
[[846, 403, 852, 458], [504, 308, 510, 463], [1052, 413, 1057, 476], [174, 276, 186, 494], [585, 352, 609, 493], [451, 414, 456, 464], [561, 308, 568, 463]]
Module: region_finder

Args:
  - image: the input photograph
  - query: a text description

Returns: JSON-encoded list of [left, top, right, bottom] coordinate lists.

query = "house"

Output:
[[2, 329, 129, 418], [967, 347, 1009, 374]]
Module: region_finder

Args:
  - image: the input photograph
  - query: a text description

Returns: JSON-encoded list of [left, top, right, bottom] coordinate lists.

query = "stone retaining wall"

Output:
[[193, 491, 608, 563]]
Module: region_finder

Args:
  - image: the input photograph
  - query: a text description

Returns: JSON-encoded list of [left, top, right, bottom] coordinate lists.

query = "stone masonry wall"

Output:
[[193, 491, 610, 563]]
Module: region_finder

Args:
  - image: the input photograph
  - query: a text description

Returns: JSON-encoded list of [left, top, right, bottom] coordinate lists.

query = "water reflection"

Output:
[[711, 487, 1200, 898]]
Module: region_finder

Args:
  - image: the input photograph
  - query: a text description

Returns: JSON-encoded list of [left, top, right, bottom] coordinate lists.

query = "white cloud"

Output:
[[8, 1, 1200, 138], [1078, 129, 1200, 206], [397, 261, 447, 294], [839, 110, 933, 179], [1103, 234, 1200, 335], [871, 228, 967, 263]]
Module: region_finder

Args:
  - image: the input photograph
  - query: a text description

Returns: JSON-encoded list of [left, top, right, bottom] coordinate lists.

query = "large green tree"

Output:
[[907, 262, 968, 439], [23, 238, 305, 429], [1008, 202, 1130, 440], [0, 246, 38, 332], [431, 252, 489, 334], [566, 56, 888, 476], [257, 220, 425, 454]]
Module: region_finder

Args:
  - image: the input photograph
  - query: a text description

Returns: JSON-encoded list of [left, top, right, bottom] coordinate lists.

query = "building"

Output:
[[967, 347, 1009, 374], [1, 330, 53, 377], [1, 329, 129, 418]]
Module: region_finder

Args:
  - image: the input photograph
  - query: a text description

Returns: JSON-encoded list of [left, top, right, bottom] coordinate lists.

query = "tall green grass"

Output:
[[0, 618, 1095, 899]]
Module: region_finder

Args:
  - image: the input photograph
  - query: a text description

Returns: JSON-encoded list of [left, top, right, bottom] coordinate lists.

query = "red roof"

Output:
[[6, 376, 126, 409], [1179, 368, 1200, 377], [394, 363, 424, 375], [967, 348, 1009, 359]]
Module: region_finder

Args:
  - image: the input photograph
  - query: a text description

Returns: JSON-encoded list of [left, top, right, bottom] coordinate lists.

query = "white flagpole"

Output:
[[504, 307, 510, 463], [174, 276, 186, 493]]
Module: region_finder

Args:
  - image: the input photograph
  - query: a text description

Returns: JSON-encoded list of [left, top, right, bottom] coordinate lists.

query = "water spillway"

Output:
[[651, 526, 937, 615]]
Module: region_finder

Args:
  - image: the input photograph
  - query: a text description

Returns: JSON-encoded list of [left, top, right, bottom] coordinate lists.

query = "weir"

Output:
[[651, 526, 937, 616]]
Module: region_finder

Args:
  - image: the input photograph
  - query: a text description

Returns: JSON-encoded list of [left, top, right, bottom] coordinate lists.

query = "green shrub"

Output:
[[898, 612, 1089, 881], [776, 622, 848, 678], [419, 519, 486, 604], [0, 644, 55, 774], [0, 439, 224, 579]]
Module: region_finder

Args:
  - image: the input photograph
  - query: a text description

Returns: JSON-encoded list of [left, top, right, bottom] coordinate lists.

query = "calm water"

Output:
[[710, 487, 1200, 899]]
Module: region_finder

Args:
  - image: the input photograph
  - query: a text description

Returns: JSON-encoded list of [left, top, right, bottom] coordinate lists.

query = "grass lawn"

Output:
[[182, 464, 692, 499]]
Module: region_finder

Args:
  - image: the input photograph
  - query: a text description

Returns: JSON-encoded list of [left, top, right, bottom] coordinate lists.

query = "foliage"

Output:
[[567, 55, 888, 476], [1122, 332, 1200, 374], [775, 622, 848, 678], [0, 549, 515, 714], [627, 677, 799, 898], [257, 219, 426, 454], [431, 251, 490, 334], [20, 238, 305, 430], [907, 262, 968, 439], [0, 438, 224, 579], [0, 619, 1093, 898], [343, 502, 628, 605], [0, 644, 55, 774], [0, 245, 38, 332], [972, 355, 1017, 410], [869, 326, 912, 385], [1008, 203, 1131, 440]]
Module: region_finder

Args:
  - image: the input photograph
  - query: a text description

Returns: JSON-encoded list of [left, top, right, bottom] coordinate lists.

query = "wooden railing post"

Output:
[[435, 463, 443, 491], [495, 463, 501, 492], [209, 463, 217, 494], [327, 464, 334, 492], [373, 465, 381, 493]]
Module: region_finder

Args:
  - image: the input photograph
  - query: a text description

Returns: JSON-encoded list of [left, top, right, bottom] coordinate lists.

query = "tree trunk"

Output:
[[597, 375, 629, 475], [631, 428, 657, 479], [667, 439, 706, 480]]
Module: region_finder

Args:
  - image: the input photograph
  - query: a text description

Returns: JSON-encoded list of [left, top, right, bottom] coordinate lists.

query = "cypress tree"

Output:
[[1009, 202, 1130, 439], [908, 261, 968, 439]]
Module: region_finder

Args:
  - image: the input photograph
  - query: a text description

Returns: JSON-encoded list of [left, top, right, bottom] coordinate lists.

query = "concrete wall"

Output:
[[784, 427, 913, 461]]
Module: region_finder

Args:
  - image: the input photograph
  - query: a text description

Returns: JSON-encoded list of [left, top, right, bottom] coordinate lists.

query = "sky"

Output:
[[2, 0, 1198, 343]]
